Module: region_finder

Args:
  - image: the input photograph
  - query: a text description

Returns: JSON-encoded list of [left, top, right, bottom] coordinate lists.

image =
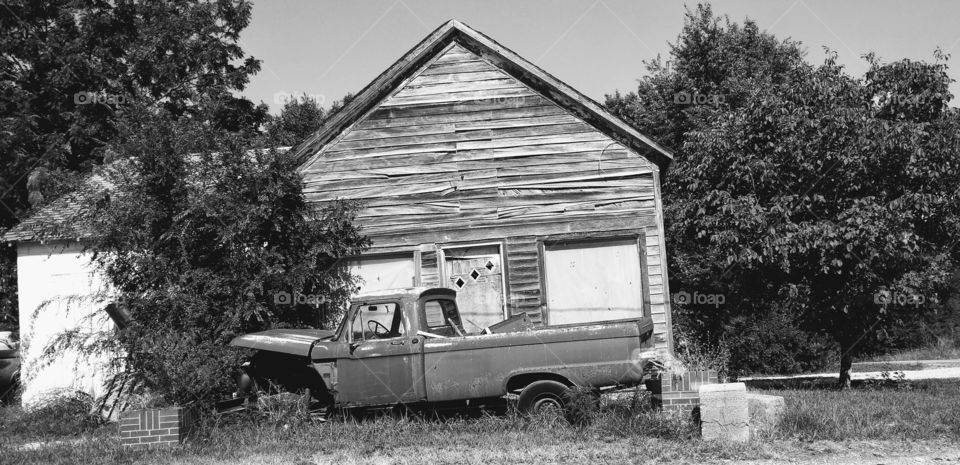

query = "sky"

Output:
[[238, 0, 960, 114]]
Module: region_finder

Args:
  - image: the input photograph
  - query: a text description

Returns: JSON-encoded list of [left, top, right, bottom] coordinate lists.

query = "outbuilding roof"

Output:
[[1, 171, 110, 242]]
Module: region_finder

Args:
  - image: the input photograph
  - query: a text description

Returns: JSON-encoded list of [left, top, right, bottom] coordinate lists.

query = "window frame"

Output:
[[419, 298, 466, 336], [343, 301, 405, 343], [537, 232, 651, 326]]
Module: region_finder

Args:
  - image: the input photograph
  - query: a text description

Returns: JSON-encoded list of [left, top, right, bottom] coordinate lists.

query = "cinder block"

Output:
[[699, 383, 749, 443], [746, 393, 785, 439]]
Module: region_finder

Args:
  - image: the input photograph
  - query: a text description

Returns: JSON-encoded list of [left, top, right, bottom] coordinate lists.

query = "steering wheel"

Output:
[[367, 320, 390, 338]]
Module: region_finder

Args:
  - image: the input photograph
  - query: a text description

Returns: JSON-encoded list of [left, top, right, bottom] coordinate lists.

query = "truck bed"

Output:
[[420, 317, 654, 402]]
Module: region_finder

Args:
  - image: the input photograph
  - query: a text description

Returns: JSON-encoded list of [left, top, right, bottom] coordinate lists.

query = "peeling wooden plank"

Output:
[[328, 122, 594, 153], [419, 60, 496, 76], [358, 104, 564, 129], [380, 86, 535, 107], [394, 78, 521, 96], [458, 134, 610, 152], [407, 70, 509, 86], [366, 95, 553, 120]]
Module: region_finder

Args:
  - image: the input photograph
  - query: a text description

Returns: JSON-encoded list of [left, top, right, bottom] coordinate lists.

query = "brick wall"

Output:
[[646, 369, 718, 415], [119, 407, 192, 448]]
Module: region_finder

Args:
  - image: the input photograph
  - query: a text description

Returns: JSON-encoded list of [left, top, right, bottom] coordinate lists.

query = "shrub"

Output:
[[563, 386, 600, 426], [673, 325, 731, 379], [49, 108, 368, 412], [723, 308, 836, 377]]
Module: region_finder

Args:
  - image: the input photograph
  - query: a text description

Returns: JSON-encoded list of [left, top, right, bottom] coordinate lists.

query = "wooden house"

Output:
[[1, 20, 676, 405], [295, 20, 675, 350]]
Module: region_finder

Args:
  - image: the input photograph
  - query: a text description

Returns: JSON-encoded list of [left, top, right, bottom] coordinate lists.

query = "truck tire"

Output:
[[517, 380, 570, 415]]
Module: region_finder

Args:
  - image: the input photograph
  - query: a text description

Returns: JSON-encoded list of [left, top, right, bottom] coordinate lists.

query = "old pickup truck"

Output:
[[225, 287, 659, 416]]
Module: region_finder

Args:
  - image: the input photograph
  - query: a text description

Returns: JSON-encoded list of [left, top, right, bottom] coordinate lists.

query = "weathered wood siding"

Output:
[[301, 43, 671, 348]]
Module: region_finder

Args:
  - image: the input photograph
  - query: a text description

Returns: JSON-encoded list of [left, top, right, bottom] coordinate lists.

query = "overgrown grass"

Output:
[[1, 390, 766, 464], [3, 381, 959, 464], [862, 337, 960, 362], [772, 379, 960, 441], [0, 392, 108, 442]]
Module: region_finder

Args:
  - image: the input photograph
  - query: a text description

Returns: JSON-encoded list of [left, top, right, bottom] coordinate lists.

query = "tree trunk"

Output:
[[838, 342, 853, 390]]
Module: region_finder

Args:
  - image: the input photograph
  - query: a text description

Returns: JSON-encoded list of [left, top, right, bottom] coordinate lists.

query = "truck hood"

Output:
[[230, 329, 335, 357]]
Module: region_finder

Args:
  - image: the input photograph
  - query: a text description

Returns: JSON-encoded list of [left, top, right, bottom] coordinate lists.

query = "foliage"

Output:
[[266, 95, 327, 146], [65, 107, 368, 408], [0, 247, 16, 332], [607, 4, 960, 377], [0, 0, 267, 330], [865, 336, 960, 362], [720, 308, 836, 376], [265, 92, 357, 146], [0, 391, 105, 439], [671, 324, 731, 379], [265, 95, 327, 146]]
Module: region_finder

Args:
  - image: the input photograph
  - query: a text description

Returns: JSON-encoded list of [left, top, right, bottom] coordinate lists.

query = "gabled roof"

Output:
[[4, 21, 673, 244], [290, 19, 673, 172]]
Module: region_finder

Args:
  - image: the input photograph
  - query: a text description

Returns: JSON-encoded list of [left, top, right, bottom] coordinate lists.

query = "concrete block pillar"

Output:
[[698, 382, 749, 442]]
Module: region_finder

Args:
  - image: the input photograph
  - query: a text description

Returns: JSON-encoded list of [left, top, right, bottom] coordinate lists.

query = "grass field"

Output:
[[861, 337, 960, 363], [2, 380, 959, 464]]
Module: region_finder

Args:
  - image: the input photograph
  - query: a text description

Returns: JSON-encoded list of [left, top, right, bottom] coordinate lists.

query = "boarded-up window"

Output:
[[349, 255, 416, 293], [543, 238, 644, 325]]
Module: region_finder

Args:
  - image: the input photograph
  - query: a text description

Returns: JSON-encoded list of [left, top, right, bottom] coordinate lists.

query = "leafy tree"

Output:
[[607, 5, 960, 385], [0, 0, 267, 328], [265, 93, 357, 146], [53, 106, 368, 407], [266, 95, 327, 146]]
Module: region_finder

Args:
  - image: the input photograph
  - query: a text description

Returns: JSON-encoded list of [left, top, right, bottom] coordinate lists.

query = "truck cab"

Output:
[[317, 287, 463, 407]]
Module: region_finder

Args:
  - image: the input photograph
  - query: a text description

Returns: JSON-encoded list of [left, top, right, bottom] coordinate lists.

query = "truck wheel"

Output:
[[517, 380, 569, 415]]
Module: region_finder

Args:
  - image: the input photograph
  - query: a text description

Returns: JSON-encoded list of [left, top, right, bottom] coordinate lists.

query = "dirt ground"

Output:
[[120, 439, 960, 465], [733, 440, 960, 465]]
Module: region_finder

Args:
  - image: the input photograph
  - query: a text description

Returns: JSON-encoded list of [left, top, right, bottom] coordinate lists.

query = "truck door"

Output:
[[418, 297, 501, 402], [336, 302, 423, 406]]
